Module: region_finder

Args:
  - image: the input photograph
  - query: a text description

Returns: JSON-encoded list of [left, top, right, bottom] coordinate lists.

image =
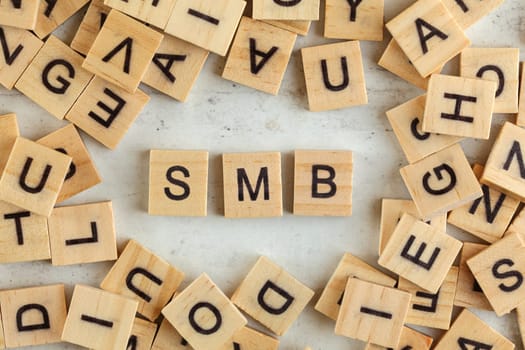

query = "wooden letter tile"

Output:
[[0, 137, 71, 217], [364, 326, 433, 350], [301, 41, 367, 112], [379, 198, 447, 255], [517, 64, 525, 127], [100, 239, 185, 321], [231, 256, 314, 336], [83, 10, 163, 93], [0, 113, 19, 173], [324, 0, 383, 41], [223, 152, 282, 218], [149, 150, 208, 217], [142, 34, 209, 102], [263, 20, 311, 36], [48, 201, 117, 266], [0, 284, 67, 348], [441, 0, 505, 29], [378, 213, 462, 293], [0, 307, 4, 350], [398, 266, 458, 330], [454, 242, 492, 310], [422, 74, 496, 139], [481, 122, 525, 202], [15, 35, 94, 120], [104, 0, 177, 28], [507, 207, 525, 236], [315, 253, 396, 321], [253, 0, 319, 20], [151, 318, 194, 350], [517, 302, 525, 349], [460, 48, 520, 113], [164, 0, 246, 56], [433, 309, 514, 350], [400, 143, 482, 219], [448, 164, 519, 243], [219, 326, 279, 350], [0, 200, 50, 263], [386, 0, 470, 78], [127, 318, 157, 350], [0, 0, 40, 30], [37, 124, 102, 203], [61, 284, 138, 350], [467, 232, 525, 316], [65, 76, 150, 150], [222, 17, 297, 95], [70, 0, 112, 56], [162, 273, 247, 350], [335, 278, 411, 348], [293, 150, 353, 216], [33, 0, 89, 39], [386, 95, 462, 164], [0, 27, 43, 90]]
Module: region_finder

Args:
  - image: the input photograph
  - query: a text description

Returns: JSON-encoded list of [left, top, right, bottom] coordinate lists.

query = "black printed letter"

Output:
[[273, 0, 302, 6], [42, 59, 75, 94], [257, 280, 294, 315], [492, 258, 523, 292], [401, 234, 441, 270], [347, 0, 363, 21], [477, 65, 505, 97], [415, 18, 448, 54], [237, 167, 269, 201], [413, 290, 439, 312], [164, 166, 190, 201], [250, 38, 278, 75], [441, 93, 476, 123], [422, 163, 457, 195], [55, 148, 76, 181], [43, 0, 57, 17], [19, 157, 52, 194], [88, 88, 126, 128], [152, 53, 186, 83], [458, 337, 493, 350], [468, 185, 506, 224], [188, 302, 222, 334], [0, 27, 23, 65], [410, 118, 430, 140], [312, 165, 337, 198], [102, 37, 133, 74], [4, 211, 31, 245], [503, 141, 525, 178], [126, 267, 163, 302], [16, 304, 50, 332], [65, 222, 99, 246], [321, 57, 349, 91]]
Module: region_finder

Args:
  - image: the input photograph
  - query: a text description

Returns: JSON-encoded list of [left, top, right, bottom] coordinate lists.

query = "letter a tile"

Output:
[[162, 274, 247, 350], [231, 256, 314, 336], [378, 213, 462, 293]]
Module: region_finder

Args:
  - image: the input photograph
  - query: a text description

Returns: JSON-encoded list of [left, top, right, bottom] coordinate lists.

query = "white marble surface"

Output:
[[0, 0, 524, 349]]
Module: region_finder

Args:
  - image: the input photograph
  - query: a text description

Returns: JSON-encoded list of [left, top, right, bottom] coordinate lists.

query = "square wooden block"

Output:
[[37, 124, 102, 203], [33, 0, 89, 38], [454, 242, 492, 310], [149, 150, 209, 217], [0, 284, 67, 348], [441, 0, 505, 29], [315, 253, 396, 321], [219, 326, 279, 350], [105, 0, 176, 28], [448, 164, 519, 243], [263, 19, 311, 35], [128, 318, 157, 350], [0, 200, 50, 263], [48, 201, 117, 266], [15, 35, 94, 120], [164, 0, 246, 56], [71, 0, 112, 56], [162, 273, 247, 350], [222, 17, 296, 95], [460, 48, 519, 114], [223, 152, 282, 218], [151, 318, 193, 350], [400, 143, 482, 219], [422, 74, 496, 139], [482, 122, 525, 202], [62, 284, 138, 350], [507, 207, 525, 236], [335, 278, 411, 348], [301, 40, 367, 112], [83, 10, 163, 93], [379, 198, 447, 255], [231, 256, 314, 336], [386, 0, 470, 78], [398, 266, 458, 330], [517, 64, 525, 127], [364, 326, 433, 350], [65, 76, 150, 150], [0, 137, 71, 217], [0, 113, 19, 173], [0, 26, 43, 90], [467, 232, 525, 316], [324, 0, 383, 41], [0, 0, 40, 29], [101, 239, 185, 321], [293, 150, 352, 216], [386, 95, 462, 164], [142, 34, 209, 102], [378, 39, 441, 90], [433, 309, 514, 350], [378, 213, 462, 293], [253, 0, 319, 20]]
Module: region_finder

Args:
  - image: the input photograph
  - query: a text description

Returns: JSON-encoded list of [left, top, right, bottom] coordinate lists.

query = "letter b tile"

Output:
[[231, 256, 314, 336]]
